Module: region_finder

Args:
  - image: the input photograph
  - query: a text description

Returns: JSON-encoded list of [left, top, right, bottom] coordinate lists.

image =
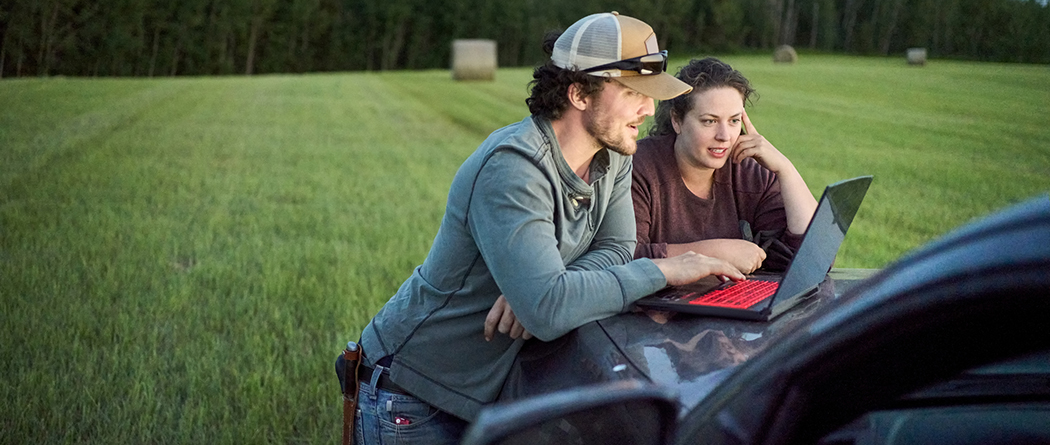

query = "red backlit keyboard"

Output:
[[686, 280, 779, 309]]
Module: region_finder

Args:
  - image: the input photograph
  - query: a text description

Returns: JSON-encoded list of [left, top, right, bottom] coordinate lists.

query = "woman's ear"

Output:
[[671, 112, 682, 134]]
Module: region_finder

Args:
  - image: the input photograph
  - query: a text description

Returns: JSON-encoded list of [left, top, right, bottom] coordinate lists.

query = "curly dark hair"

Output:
[[526, 30, 609, 120], [650, 57, 757, 136]]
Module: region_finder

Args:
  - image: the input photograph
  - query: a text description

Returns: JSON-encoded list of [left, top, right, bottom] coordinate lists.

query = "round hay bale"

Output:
[[773, 45, 798, 64], [452, 39, 497, 81], [907, 48, 927, 66]]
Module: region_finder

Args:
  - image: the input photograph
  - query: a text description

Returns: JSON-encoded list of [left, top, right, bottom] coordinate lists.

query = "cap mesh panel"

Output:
[[553, 14, 621, 70]]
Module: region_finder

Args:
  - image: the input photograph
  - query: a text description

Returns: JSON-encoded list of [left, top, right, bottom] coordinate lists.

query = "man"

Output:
[[344, 12, 744, 444]]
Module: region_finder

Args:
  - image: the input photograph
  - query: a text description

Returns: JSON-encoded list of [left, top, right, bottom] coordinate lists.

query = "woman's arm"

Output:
[[665, 238, 766, 274], [732, 109, 817, 236]]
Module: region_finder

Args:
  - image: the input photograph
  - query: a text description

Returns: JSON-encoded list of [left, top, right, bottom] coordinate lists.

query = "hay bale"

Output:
[[907, 48, 927, 66], [452, 39, 497, 81], [773, 45, 798, 63]]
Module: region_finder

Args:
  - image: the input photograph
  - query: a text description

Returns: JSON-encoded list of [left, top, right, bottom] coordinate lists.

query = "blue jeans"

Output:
[[354, 363, 468, 445]]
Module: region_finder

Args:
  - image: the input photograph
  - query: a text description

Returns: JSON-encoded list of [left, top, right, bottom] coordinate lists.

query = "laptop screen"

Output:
[[776, 176, 872, 301]]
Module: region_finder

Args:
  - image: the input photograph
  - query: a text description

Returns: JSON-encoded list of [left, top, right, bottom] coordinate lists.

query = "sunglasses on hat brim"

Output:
[[581, 50, 668, 76]]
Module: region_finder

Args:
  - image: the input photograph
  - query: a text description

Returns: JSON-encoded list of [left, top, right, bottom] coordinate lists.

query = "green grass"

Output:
[[1, 55, 1048, 443], [697, 55, 1050, 264]]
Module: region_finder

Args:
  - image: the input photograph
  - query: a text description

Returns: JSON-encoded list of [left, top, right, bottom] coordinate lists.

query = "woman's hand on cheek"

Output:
[[732, 109, 792, 173]]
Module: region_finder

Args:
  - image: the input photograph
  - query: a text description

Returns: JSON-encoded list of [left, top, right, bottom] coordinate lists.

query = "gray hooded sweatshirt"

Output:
[[359, 115, 667, 420]]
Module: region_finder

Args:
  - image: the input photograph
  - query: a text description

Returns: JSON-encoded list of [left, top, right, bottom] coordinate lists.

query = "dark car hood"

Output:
[[499, 269, 876, 413]]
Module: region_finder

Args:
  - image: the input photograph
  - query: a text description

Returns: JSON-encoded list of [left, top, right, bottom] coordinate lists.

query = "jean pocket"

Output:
[[378, 392, 465, 444], [380, 393, 440, 428]]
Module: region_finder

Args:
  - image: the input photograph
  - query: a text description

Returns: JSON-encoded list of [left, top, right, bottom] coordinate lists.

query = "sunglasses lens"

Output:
[[636, 52, 667, 75], [637, 61, 664, 75]]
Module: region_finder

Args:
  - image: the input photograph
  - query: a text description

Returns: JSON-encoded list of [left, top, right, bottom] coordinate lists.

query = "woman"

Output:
[[632, 57, 817, 274]]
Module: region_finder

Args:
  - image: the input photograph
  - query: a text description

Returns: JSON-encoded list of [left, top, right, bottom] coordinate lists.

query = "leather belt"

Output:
[[359, 363, 410, 395]]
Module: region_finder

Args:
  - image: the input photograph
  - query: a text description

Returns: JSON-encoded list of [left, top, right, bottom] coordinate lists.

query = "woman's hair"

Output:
[[649, 57, 756, 136], [526, 31, 608, 120]]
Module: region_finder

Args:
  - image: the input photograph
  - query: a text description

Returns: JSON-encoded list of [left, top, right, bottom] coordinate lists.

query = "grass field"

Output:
[[2, 55, 1049, 443]]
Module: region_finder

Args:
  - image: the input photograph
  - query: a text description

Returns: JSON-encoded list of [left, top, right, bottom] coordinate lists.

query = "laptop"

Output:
[[634, 175, 873, 321]]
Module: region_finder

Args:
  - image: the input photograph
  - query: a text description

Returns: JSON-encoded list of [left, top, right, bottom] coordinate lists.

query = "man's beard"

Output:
[[584, 100, 639, 156]]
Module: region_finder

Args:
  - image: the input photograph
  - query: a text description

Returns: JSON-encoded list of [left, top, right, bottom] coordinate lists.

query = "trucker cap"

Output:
[[551, 12, 692, 100]]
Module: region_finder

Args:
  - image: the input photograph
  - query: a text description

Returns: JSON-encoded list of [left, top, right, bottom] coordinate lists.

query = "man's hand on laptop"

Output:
[[653, 252, 746, 286]]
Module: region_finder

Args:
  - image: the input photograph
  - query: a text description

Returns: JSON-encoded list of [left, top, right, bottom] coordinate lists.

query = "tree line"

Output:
[[1, 0, 1047, 78]]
